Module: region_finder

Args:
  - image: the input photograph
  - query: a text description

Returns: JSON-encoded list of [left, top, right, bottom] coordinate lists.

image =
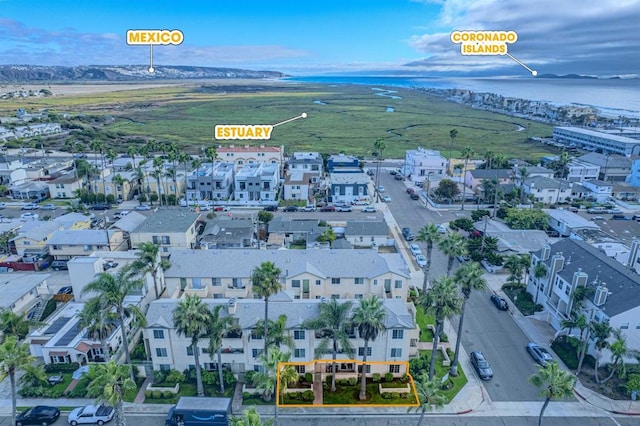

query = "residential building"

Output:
[[329, 172, 370, 204], [581, 180, 613, 203], [143, 297, 418, 374], [267, 218, 328, 247], [9, 180, 49, 200], [234, 163, 280, 203], [130, 209, 203, 254], [46, 229, 126, 260], [109, 211, 147, 250], [343, 221, 392, 249], [327, 154, 359, 172], [567, 159, 600, 183], [571, 229, 633, 269], [199, 218, 256, 250], [543, 209, 600, 237], [578, 153, 632, 182], [217, 144, 284, 171], [287, 152, 323, 178], [164, 249, 411, 301], [527, 239, 640, 364], [464, 169, 512, 192], [0, 273, 50, 317], [625, 157, 640, 187], [13, 123, 62, 138], [47, 173, 83, 199], [553, 127, 640, 157], [10, 221, 62, 256], [404, 148, 448, 179], [513, 166, 554, 180], [472, 219, 550, 255], [611, 183, 640, 202], [523, 177, 572, 204], [283, 171, 314, 202], [185, 162, 235, 204], [53, 213, 92, 231], [0, 167, 27, 187]]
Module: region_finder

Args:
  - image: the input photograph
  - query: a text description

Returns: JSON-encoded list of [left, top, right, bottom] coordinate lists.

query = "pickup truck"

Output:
[[68, 405, 114, 425]]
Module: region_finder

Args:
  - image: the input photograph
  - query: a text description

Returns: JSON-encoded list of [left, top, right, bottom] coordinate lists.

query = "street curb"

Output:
[[574, 385, 640, 416]]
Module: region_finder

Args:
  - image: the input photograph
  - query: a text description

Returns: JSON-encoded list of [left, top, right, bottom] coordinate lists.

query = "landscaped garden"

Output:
[[410, 351, 467, 403], [502, 286, 543, 316], [321, 373, 417, 405], [144, 368, 236, 404]]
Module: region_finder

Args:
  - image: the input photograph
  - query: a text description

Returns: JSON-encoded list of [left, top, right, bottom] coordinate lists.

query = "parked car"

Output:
[[16, 405, 60, 426], [383, 195, 392, 203], [401, 227, 414, 241], [611, 215, 631, 220], [378, 185, 385, 192], [263, 205, 278, 212], [490, 294, 508, 311], [527, 343, 554, 366], [320, 205, 336, 212], [283, 205, 299, 212], [394, 174, 404, 180], [436, 224, 447, 234], [135, 203, 151, 211], [407, 188, 415, 194], [361, 206, 376, 213], [214, 206, 231, 212], [21, 203, 39, 210], [456, 255, 470, 263], [591, 216, 605, 221], [415, 254, 427, 268], [40, 203, 56, 211], [409, 243, 422, 257], [336, 206, 352, 212], [113, 210, 130, 219], [0, 202, 5, 209], [410, 193, 420, 200], [470, 351, 494, 380], [302, 205, 316, 212], [51, 260, 69, 271], [57, 285, 73, 294], [20, 213, 39, 221], [90, 203, 111, 211], [68, 405, 114, 426]]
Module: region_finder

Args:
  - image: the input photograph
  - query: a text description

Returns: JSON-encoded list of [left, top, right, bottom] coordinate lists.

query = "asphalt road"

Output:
[[377, 169, 548, 402], [0, 413, 631, 426]]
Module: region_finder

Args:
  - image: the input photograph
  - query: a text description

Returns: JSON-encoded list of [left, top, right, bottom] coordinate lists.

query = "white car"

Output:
[[113, 210, 130, 219], [21, 203, 39, 210], [361, 206, 377, 213], [436, 224, 448, 234], [301, 205, 316, 212], [20, 212, 39, 221], [68, 405, 114, 426], [383, 195, 391, 203], [135, 204, 151, 211], [40, 203, 57, 210], [378, 185, 385, 192], [415, 254, 427, 268], [409, 244, 423, 257]]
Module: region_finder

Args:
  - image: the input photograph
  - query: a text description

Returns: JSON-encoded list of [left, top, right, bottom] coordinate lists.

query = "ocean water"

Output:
[[285, 76, 640, 118]]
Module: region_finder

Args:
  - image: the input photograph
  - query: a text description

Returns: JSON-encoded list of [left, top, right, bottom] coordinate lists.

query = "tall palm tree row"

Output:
[[86, 361, 136, 426], [81, 264, 147, 380], [302, 298, 355, 392], [253, 315, 295, 352], [528, 362, 575, 426], [351, 295, 387, 401], [0, 336, 33, 426], [251, 261, 283, 355], [253, 346, 291, 402], [416, 223, 442, 292], [173, 294, 211, 397], [591, 320, 612, 384], [207, 305, 235, 394], [450, 262, 487, 376], [419, 276, 463, 380], [205, 147, 218, 202], [413, 372, 446, 426], [438, 231, 467, 276]]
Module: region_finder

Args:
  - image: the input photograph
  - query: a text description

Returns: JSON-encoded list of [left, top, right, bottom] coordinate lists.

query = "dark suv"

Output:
[[263, 205, 278, 212], [402, 227, 414, 241], [16, 406, 60, 426]]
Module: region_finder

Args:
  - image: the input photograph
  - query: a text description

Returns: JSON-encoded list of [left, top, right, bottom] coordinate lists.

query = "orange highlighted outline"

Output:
[[276, 360, 419, 408]]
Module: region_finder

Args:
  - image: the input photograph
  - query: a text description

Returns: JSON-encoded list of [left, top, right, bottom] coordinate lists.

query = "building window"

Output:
[[294, 349, 305, 358], [295, 365, 306, 374], [162, 236, 171, 245], [390, 348, 402, 358], [152, 236, 159, 244], [394, 280, 402, 289], [292, 280, 300, 288], [389, 364, 400, 374], [155, 348, 168, 357], [252, 349, 262, 358], [211, 277, 221, 286], [153, 330, 164, 339], [187, 346, 200, 356], [159, 364, 171, 371], [621, 322, 630, 329], [358, 347, 372, 357], [392, 330, 404, 339], [331, 294, 340, 299], [355, 294, 364, 299], [192, 278, 203, 289], [331, 278, 341, 285], [294, 330, 305, 340], [355, 278, 365, 285], [316, 280, 321, 286], [373, 279, 378, 286]]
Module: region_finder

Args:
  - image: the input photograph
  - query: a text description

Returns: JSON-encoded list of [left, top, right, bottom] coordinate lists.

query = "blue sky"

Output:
[[1, 0, 638, 77]]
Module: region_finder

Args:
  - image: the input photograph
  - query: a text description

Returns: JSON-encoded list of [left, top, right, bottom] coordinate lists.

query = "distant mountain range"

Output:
[[0, 65, 287, 82], [535, 73, 598, 79]]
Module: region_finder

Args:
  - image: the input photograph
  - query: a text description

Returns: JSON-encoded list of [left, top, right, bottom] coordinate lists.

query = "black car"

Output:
[[51, 260, 69, 271], [283, 205, 298, 212], [401, 227, 415, 241], [16, 406, 60, 426], [470, 351, 493, 380], [410, 193, 420, 200], [91, 203, 111, 211], [263, 205, 278, 212], [490, 294, 509, 311], [57, 286, 73, 295]]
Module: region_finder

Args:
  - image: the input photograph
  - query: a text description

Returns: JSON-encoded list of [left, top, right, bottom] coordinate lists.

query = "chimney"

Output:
[[572, 268, 588, 289], [551, 252, 564, 273], [541, 244, 551, 261], [593, 283, 609, 306], [228, 298, 237, 315], [628, 239, 640, 268]]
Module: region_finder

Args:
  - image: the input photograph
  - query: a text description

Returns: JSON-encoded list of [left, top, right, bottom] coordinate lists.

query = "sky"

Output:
[[1, 0, 639, 77]]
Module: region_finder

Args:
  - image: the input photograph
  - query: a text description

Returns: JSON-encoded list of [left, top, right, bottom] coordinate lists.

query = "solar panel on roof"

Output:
[[55, 322, 82, 346], [44, 317, 72, 335]]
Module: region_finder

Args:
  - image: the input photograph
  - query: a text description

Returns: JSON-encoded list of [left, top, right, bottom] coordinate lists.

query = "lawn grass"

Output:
[[415, 350, 467, 403], [242, 395, 275, 406], [1, 82, 555, 162], [144, 381, 234, 404], [415, 306, 436, 342], [322, 382, 417, 405]]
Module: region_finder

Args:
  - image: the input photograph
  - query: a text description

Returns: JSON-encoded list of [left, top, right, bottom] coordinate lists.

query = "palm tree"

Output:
[[205, 146, 218, 202], [591, 320, 612, 384], [86, 361, 136, 426], [152, 156, 165, 207], [373, 138, 386, 202], [351, 295, 387, 401], [0, 308, 33, 341], [420, 276, 463, 380], [0, 336, 33, 426], [112, 174, 125, 203], [302, 298, 355, 392], [518, 167, 530, 204], [130, 242, 171, 299], [460, 147, 474, 211], [19, 363, 49, 389], [450, 262, 487, 376], [253, 346, 291, 402], [504, 254, 525, 287], [254, 314, 295, 351], [251, 261, 283, 355], [416, 223, 442, 292], [190, 157, 203, 204], [277, 361, 299, 407], [81, 264, 147, 380], [533, 262, 547, 305], [448, 128, 458, 171], [179, 152, 192, 204], [173, 294, 211, 397], [207, 304, 234, 394], [438, 232, 467, 276], [601, 328, 640, 383], [90, 139, 105, 202], [127, 145, 138, 169], [230, 407, 274, 426], [528, 362, 576, 426], [413, 372, 446, 426], [78, 297, 117, 362]]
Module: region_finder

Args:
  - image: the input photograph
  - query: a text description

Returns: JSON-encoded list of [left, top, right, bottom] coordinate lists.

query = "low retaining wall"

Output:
[[378, 383, 411, 394], [146, 383, 180, 394]]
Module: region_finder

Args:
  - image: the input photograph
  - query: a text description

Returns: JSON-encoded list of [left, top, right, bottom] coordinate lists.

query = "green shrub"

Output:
[[45, 362, 80, 373], [153, 370, 167, 384], [165, 369, 185, 385], [242, 392, 251, 399], [302, 390, 315, 401], [382, 392, 393, 399], [145, 390, 153, 398], [385, 372, 394, 382], [338, 379, 349, 386], [372, 373, 381, 383], [164, 390, 173, 398], [304, 372, 313, 383], [626, 374, 640, 394], [152, 390, 162, 399], [348, 377, 357, 386], [401, 373, 409, 383], [244, 370, 256, 385], [400, 393, 408, 399], [40, 299, 58, 321]]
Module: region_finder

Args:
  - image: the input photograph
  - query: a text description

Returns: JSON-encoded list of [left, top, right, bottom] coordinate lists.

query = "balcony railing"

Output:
[[221, 348, 244, 354]]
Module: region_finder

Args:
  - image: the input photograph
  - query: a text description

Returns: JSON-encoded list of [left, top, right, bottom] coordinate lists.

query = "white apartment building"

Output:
[[523, 177, 572, 204], [404, 148, 447, 179], [164, 249, 411, 301], [217, 144, 284, 171], [553, 127, 640, 157], [234, 163, 280, 203], [288, 152, 323, 178], [567, 159, 600, 182], [143, 297, 419, 374]]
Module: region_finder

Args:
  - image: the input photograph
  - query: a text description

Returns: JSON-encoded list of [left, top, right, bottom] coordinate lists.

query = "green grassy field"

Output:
[[1, 81, 556, 161]]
